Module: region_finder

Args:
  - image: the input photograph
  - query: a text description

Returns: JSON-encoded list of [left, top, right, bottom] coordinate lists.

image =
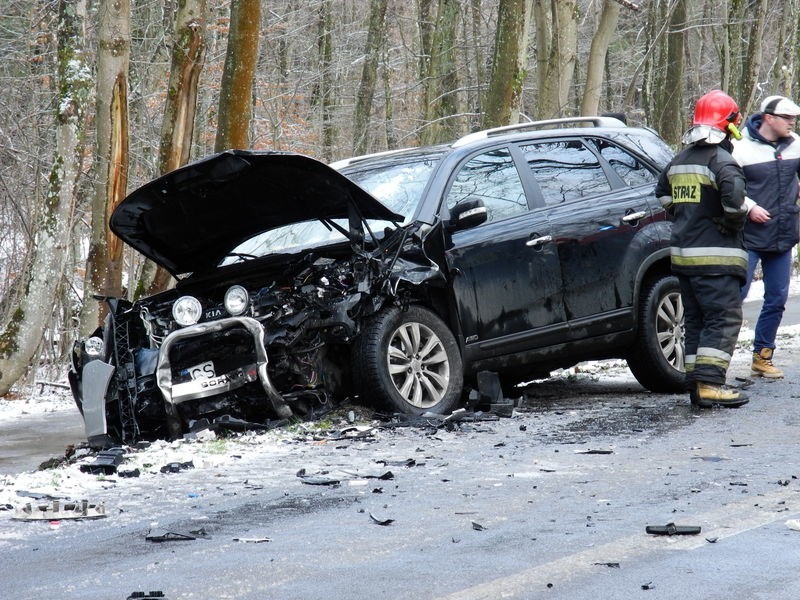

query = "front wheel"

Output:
[[353, 305, 463, 415], [626, 275, 686, 393]]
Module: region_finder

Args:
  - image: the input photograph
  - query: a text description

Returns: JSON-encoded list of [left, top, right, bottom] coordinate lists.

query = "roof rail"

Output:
[[329, 147, 412, 170], [452, 116, 627, 148]]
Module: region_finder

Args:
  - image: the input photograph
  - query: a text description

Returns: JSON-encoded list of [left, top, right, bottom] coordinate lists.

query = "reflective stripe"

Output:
[[696, 346, 732, 370], [695, 355, 731, 370], [697, 346, 732, 362], [667, 164, 716, 186], [670, 246, 748, 269]]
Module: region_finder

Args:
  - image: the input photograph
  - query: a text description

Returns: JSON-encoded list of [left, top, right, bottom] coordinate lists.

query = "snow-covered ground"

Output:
[[1, 273, 799, 515]]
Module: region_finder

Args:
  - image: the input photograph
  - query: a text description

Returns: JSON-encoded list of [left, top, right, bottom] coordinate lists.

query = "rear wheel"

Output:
[[626, 275, 686, 392], [353, 305, 463, 415]]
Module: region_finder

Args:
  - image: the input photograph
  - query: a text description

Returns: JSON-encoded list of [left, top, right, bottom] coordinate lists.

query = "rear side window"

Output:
[[520, 140, 611, 206], [590, 138, 657, 187], [445, 148, 528, 223]]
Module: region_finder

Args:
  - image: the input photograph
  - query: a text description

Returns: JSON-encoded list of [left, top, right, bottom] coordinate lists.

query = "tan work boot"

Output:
[[693, 382, 749, 408], [751, 348, 784, 379]]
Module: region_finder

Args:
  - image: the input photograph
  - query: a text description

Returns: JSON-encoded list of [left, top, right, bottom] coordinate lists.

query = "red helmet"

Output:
[[693, 90, 741, 133]]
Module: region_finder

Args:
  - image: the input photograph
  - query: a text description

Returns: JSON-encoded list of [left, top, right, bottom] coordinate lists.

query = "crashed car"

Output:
[[70, 116, 682, 448]]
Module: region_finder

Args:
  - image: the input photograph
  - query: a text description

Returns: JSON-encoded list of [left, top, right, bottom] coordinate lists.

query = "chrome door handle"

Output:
[[621, 211, 646, 223], [526, 235, 553, 247]]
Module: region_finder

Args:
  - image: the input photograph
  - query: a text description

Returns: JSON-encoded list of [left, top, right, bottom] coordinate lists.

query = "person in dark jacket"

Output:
[[655, 90, 749, 408], [732, 95, 800, 379]]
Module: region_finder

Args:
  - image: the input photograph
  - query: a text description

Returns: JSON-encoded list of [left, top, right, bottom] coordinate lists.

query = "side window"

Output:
[[520, 140, 611, 206], [445, 148, 528, 223], [590, 138, 657, 187]]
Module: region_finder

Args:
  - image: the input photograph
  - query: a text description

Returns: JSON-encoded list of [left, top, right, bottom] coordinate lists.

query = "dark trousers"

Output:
[[679, 273, 743, 386]]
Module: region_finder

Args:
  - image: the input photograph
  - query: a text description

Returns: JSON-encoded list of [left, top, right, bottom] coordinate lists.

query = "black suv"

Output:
[[69, 117, 682, 447]]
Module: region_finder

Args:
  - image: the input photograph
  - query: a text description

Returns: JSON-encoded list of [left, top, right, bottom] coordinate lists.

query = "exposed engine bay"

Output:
[[69, 226, 442, 448]]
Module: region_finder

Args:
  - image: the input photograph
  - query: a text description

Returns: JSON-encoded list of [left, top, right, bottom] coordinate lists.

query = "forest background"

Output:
[[0, 0, 796, 396]]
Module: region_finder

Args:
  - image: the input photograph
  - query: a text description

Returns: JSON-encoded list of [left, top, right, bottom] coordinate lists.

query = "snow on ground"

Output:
[[1, 273, 799, 516]]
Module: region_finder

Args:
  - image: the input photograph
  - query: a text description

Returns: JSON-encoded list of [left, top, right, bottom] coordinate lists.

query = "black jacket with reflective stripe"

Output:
[[655, 140, 748, 280]]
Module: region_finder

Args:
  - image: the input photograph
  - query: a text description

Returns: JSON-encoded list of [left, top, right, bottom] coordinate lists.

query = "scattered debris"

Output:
[[645, 523, 701, 536], [296, 468, 340, 486], [160, 460, 194, 474], [145, 530, 197, 542], [593, 562, 620, 568], [79, 447, 126, 475], [785, 519, 800, 532], [641, 581, 655, 590], [233, 537, 271, 543], [127, 592, 167, 600], [16, 490, 65, 501], [729, 481, 748, 487], [119, 468, 141, 478], [0, 503, 13, 511], [471, 520, 486, 531], [369, 513, 394, 526], [576, 449, 613, 455], [705, 537, 718, 543], [324, 426, 375, 440], [13, 500, 106, 521], [376, 458, 416, 468]]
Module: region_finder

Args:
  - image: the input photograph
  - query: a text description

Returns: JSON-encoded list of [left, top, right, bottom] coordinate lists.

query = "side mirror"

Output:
[[448, 197, 488, 232]]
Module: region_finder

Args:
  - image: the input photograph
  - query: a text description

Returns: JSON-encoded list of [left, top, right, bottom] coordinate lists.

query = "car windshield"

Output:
[[221, 152, 443, 264], [340, 152, 443, 219]]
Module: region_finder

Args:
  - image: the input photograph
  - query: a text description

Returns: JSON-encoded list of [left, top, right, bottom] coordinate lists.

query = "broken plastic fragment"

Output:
[[369, 513, 394, 526], [79, 447, 126, 475], [145, 530, 196, 542], [471, 521, 486, 531], [785, 519, 800, 532], [160, 461, 194, 474], [13, 500, 106, 521], [645, 523, 701, 535]]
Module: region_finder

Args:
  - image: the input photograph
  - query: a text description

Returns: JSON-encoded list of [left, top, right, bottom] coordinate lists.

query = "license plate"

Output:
[[187, 361, 215, 380]]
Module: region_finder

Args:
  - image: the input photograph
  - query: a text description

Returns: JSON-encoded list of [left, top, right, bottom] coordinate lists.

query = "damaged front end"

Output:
[[69, 228, 441, 448]]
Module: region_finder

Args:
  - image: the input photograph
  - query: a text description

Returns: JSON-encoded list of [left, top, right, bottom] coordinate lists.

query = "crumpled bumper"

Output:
[[75, 316, 292, 444]]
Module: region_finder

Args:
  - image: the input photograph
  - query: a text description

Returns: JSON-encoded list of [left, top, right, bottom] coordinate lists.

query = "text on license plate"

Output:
[[188, 361, 215, 380]]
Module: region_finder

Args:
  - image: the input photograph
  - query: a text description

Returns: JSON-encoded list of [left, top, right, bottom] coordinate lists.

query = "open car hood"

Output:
[[110, 150, 403, 276]]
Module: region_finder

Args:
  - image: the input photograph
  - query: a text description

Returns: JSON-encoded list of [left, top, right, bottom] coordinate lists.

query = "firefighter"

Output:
[[655, 90, 750, 408]]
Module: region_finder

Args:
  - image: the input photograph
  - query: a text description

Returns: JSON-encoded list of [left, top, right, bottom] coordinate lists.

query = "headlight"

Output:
[[172, 296, 202, 326], [224, 285, 249, 316], [84, 337, 104, 357]]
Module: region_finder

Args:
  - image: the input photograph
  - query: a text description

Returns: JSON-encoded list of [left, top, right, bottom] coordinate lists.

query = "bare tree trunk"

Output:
[[382, 35, 398, 150], [482, 0, 533, 128], [353, 0, 388, 155], [739, 0, 768, 112], [215, 0, 261, 151], [420, 0, 461, 144], [726, 0, 747, 103], [580, 0, 621, 116], [534, 0, 578, 119], [656, 0, 685, 146], [80, 0, 130, 336], [317, 0, 336, 161], [774, 0, 798, 96], [0, 0, 90, 394], [140, 0, 208, 298]]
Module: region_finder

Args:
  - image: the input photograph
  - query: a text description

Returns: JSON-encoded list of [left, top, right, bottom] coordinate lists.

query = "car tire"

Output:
[[626, 275, 686, 393], [353, 305, 463, 415]]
